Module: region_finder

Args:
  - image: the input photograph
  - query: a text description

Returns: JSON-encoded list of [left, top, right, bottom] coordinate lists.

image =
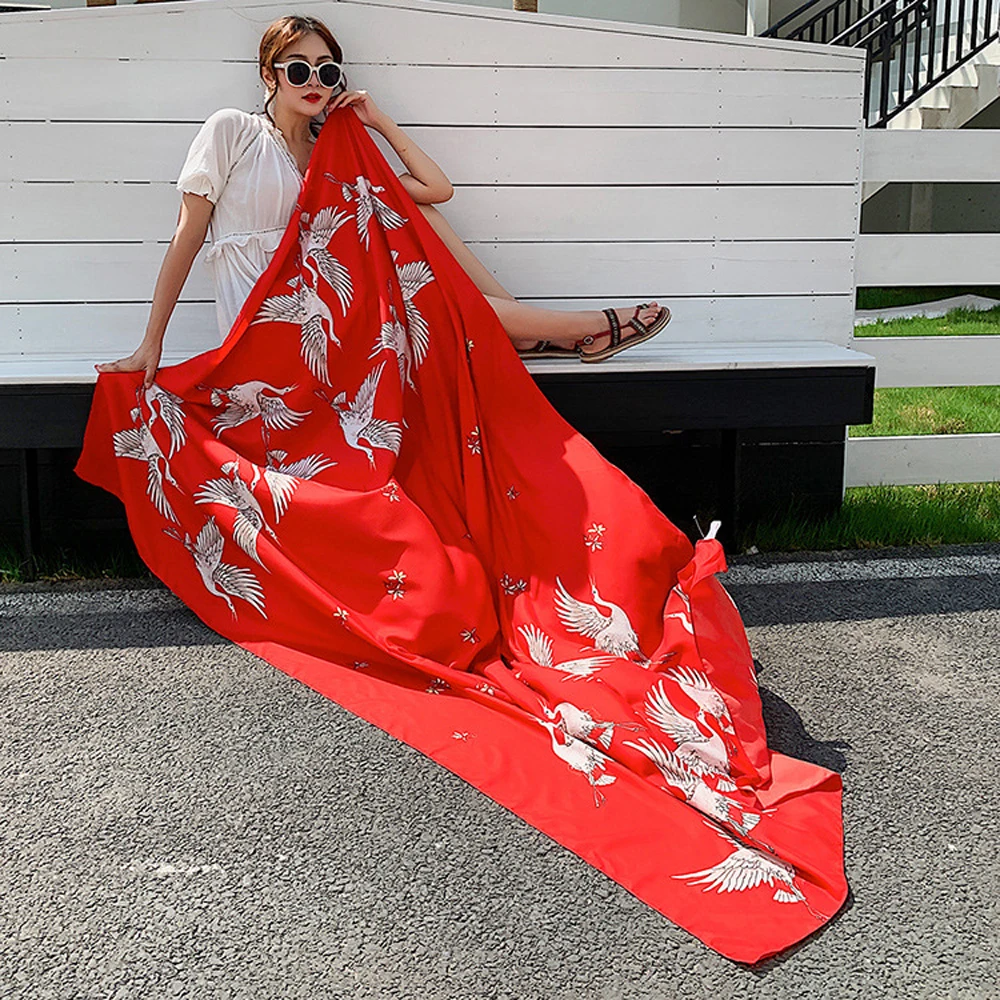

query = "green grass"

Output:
[[854, 303, 1000, 338], [737, 483, 1000, 553], [0, 537, 150, 586], [856, 284, 1000, 310], [850, 385, 1000, 436]]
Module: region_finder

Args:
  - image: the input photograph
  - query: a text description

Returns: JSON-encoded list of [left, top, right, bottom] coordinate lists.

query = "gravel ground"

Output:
[[1, 546, 998, 1000]]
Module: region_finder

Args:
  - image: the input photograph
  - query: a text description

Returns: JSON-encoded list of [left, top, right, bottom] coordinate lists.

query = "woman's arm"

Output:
[[95, 192, 214, 387], [326, 89, 454, 204]]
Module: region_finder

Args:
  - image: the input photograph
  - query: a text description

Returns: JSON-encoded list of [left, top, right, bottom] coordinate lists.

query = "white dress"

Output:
[[175, 108, 308, 340]]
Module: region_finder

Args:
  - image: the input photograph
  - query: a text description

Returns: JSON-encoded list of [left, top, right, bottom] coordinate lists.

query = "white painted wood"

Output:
[[0, 303, 220, 358], [853, 335, 1000, 388], [1, 295, 857, 356], [2, 182, 860, 243], [0, 340, 875, 385], [862, 128, 1000, 183], [0, 0, 866, 70], [371, 127, 861, 186], [471, 240, 855, 298], [0, 244, 214, 302], [3, 62, 865, 129], [3, 123, 861, 185], [845, 434, 1000, 487], [856, 234, 1000, 287], [522, 340, 875, 375], [0, 0, 865, 368], [0, 239, 853, 304]]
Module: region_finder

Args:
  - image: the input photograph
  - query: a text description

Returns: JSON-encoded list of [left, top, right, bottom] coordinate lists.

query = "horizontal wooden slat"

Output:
[[0, 0, 866, 71], [0, 239, 855, 304], [853, 335, 1000, 388], [1, 61, 865, 129], [856, 234, 1000, 287], [0, 182, 860, 243], [0, 340, 874, 385], [2, 122, 862, 185], [472, 240, 855, 298], [0, 303, 220, 357], [0, 244, 214, 302], [862, 129, 1000, 183], [846, 433, 1000, 486], [0, 294, 857, 357]]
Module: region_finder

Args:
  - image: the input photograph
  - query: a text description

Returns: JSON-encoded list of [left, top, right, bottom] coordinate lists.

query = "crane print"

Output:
[[205, 380, 310, 441], [644, 678, 736, 790], [390, 249, 434, 369], [553, 575, 650, 664], [250, 265, 339, 385], [143, 381, 187, 458], [673, 822, 811, 909], [624, 736, 759, 836], [112, 391, 182, 523], [298, 205, 354, 315], [315, 361, 402, 468], [517, 622, 617, 679], [323, 172, 407, 249], [163, 515, 266, 619], [534, 703, 618, 808], [194, 459, 278, 568]]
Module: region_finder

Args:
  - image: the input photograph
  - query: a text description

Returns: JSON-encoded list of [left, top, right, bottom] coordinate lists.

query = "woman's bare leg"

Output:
[[416, 203, 663, 354]]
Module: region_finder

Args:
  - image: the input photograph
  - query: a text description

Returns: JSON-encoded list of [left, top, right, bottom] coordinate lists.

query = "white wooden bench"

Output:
[[0, 0, 876, 565], [0, 339, 875, 564]]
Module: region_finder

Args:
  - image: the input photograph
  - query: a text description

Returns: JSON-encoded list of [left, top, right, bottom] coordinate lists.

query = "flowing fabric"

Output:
[[75, 109, 847, 963]]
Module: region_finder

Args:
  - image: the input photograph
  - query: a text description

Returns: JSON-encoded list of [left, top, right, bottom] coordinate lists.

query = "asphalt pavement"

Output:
[[1, 542, 998, 1000]]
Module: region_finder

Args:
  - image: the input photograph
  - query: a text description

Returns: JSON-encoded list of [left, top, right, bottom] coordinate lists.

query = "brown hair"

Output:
[[259, 15, 346, 139]]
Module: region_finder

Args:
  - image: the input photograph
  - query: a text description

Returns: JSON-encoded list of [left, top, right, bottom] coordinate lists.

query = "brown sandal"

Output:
[[576, 304, 671, 363]]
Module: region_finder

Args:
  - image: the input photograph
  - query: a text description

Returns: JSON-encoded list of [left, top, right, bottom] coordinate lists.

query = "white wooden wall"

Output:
[[0, 0, 866, 364]]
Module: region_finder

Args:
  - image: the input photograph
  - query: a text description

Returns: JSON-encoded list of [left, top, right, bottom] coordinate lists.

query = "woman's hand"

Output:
[[324, 89, 387, 129], [95, 337, 163, 389]]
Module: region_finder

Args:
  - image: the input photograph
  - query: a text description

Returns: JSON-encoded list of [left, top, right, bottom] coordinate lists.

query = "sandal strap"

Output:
[[602, 307, 621, 348]]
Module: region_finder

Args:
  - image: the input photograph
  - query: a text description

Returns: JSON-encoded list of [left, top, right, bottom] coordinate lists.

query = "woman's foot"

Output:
[[575, 302, 663, 357], [514, 302, 664, 355]]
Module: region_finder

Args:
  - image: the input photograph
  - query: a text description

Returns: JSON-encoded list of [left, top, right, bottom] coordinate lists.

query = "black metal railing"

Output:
[[762, 0, 1000, 126]]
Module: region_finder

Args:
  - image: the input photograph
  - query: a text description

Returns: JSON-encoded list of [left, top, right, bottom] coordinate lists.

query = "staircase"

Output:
[[762, 0, 1000, 128]]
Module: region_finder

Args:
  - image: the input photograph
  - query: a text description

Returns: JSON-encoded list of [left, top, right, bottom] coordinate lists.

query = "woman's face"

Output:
[[266, 31, 338, 119]]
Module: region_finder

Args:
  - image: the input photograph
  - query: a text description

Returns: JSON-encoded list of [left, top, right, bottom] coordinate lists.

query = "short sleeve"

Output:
[[175, 108, 254, 205]]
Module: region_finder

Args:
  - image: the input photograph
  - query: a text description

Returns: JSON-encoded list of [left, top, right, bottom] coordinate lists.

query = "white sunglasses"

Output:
[[273, 59, 345, 89]]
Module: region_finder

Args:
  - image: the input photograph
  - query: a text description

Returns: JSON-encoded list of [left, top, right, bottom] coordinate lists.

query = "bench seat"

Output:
[[0, 340, 876, 566]]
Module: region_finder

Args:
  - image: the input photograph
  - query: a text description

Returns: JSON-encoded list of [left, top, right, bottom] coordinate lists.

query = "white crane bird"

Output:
[[623, 736, 758, 836], [324, 172, 407, 249], [549, 699, 644, 750], [316, 361, 402, 468], [112, 404, 182, 523], [143, 382, 187, 458], [644, 678, 736, 790], [554, 576, 649, 664], [298, 206, 354, 315], [517, 622, 617, 680], [390, 249, 433, 368], [250, 263, 339, 385], [534, 707, 617, 808], [673, 821, 806, 905], [163, 516, 266, 619], [206, 380, 309, 438], [194, 460, 277, 568]]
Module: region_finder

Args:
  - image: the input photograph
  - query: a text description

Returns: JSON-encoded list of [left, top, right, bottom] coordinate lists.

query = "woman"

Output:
[[95, 14, 670, 386], [78, 14, 846, 962]]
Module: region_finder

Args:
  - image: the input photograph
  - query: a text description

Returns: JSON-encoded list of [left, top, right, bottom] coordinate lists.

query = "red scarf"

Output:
[[76, 108, 846, 962]]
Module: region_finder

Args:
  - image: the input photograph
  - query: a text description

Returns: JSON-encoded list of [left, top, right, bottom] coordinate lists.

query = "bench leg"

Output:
[[17, 448, 41, 580], [718, 429, 743, 545]]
